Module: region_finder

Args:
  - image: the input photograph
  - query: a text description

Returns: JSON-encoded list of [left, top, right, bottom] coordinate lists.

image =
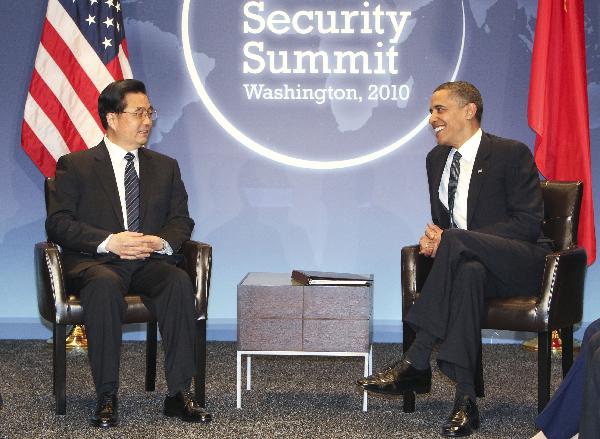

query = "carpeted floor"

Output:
[[0, 340, 564, 438]]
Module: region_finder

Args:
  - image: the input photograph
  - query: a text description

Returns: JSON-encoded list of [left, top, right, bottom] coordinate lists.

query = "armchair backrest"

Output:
[[540, 181, 582, 251], [44, 178, 55, 215]]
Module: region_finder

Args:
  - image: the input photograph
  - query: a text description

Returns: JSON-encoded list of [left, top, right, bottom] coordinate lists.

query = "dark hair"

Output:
[[434, 81, 483, 123], [98, 79, 147, 129]]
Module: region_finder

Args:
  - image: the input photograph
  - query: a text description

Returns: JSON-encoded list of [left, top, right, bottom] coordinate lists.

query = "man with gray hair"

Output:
[[46, 79, 212, 428]]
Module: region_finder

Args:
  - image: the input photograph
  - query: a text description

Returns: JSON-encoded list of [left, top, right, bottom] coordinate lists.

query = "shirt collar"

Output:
[[452, 128, 482, 164], [104, 136, 140, 162]]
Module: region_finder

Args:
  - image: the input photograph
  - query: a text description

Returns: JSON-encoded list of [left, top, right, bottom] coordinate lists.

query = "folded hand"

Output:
[[106, 232, 164, 260]]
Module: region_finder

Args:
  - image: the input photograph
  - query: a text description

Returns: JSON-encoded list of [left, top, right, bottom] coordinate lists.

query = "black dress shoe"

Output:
[[440, 395, 480, 437], [164, 391, 212, 423], [358, 358, 431, 395], [357, 359, 403, 386], [90, 393, 118, 428]]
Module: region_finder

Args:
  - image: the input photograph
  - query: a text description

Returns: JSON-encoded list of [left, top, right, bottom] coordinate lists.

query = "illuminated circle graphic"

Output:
[[182, 1, 466, 170]]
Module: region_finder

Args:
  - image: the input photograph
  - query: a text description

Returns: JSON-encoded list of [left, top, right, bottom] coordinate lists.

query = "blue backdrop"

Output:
[[2, 0, 600, 341]]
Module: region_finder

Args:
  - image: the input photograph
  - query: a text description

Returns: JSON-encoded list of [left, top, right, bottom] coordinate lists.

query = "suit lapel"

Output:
[[92, 141, 125, 228], [466, 133, 492, 228], [431, 147, 451, 225], [137, 147, 151, 229]]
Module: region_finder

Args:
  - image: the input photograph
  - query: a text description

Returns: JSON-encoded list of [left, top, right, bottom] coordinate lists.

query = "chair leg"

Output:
[[52, 323, 56, 396], [402, 322, 416, 413], [55, 323, 66, 415], [194, 319, 207, 407], [475, 340, 485, 398], [560, 326, 574, 377], [402, 391, 416, 413], [537, 331, 552, 413], [145, 321, 157, 392]]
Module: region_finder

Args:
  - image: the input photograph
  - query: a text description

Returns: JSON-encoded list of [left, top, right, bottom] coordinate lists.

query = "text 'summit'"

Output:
[[242, 1, 412, 75]]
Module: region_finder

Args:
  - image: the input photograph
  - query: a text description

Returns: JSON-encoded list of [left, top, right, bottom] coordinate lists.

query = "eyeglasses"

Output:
[[119, 108, 158, 121]]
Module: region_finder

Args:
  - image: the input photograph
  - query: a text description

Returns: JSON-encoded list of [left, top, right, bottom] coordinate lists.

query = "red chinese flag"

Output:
[[528, 0, 596, 264]]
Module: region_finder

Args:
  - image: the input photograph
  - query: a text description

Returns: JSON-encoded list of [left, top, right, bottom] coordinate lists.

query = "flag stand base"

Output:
[[522, 330, 581, 354], [46, 324, 89, 352]]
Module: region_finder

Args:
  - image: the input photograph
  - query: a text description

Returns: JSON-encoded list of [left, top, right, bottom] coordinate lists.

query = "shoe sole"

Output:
[[362, 382, 431, 395], [163, 409, 212, 423], [440, 419, 480, 437], [440, 426, 479, 437], [90, 419, 118, 428]]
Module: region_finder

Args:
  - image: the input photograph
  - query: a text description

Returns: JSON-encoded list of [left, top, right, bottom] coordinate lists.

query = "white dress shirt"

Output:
[[104, 136, 140, 228], [438, 128, 482, 230], [97, 137, 171, 254]]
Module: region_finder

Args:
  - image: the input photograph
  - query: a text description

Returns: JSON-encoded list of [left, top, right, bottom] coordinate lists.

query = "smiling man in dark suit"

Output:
[[358, 81, 551, 436], [46, 79, 211, 428]]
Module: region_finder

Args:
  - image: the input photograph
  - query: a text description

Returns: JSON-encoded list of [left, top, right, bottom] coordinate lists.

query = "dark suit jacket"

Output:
[[45, 141, 194, 277], [426, 131, 544, 243], [535, 318, 600, 437]]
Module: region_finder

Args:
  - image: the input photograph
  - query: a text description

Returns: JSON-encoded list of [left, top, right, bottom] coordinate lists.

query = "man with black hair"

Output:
[[46, 79, 211, 428], [358, 81, 551, 437]]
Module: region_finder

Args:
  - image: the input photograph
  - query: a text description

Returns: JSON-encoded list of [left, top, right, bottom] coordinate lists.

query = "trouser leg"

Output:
[[579, 330, 600, 438], [536, 318, 600, 435], [405, 329, 437, 370], [406, 257, 486, 377], [74, 263, 129, 395], [131, 260, 197, 394], [405, 228, 548, 382], [535, 353, 584, 436], [436, 259, 486, 387]]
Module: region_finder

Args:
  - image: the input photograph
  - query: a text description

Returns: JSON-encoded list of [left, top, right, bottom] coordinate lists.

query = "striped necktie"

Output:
[[124, 152, 140, 232], [447, 151, 461, 228]]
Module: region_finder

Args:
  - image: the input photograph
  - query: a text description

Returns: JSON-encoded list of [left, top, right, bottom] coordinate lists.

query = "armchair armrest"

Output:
[[180, 240, 212, 320], [401, 245, 434, 315], [35, 242, 70, 324], [540, 247, 587, 330]]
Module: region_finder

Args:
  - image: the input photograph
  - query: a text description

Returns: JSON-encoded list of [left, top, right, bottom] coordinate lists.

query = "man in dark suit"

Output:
[[46, 79, 211, 428], [358, 81, 551, 436], [533, 318, 600, 439]]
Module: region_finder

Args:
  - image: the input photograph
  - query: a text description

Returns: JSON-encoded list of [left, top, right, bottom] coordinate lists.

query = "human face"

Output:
[[106, 92, 153, 151], [428, 89, 477, 148]]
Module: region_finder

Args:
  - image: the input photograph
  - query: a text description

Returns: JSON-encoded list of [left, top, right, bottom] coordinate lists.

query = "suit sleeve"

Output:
[[426, 149, 445, 228], [471, 143, 544, 242], [45, 155, 112, 254], [156, 160, 194, 253]]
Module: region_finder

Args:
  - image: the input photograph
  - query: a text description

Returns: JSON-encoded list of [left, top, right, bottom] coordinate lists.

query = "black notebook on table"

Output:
[[291, 270, 371, 286]]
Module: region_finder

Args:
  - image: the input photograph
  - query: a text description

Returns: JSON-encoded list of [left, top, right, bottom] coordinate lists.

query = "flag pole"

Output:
[[25, 0, 133, 353]]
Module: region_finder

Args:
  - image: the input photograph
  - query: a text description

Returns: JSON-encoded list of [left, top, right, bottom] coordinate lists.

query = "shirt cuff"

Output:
[[97, 234, 112, 254], [156, 239, 173, 255]]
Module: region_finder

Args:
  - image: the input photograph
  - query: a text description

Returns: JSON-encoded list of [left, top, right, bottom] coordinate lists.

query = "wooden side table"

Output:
[[236, 272, 373, 411]]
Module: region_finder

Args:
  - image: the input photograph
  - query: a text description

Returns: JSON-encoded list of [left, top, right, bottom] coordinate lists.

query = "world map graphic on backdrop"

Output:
[[124, 0, 600, 160], [181, 0, 468, 168]]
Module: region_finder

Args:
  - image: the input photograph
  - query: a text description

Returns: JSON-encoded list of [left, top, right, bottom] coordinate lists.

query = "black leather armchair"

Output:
[[35, 179, 212, 414], [401, 181, 587, 413]]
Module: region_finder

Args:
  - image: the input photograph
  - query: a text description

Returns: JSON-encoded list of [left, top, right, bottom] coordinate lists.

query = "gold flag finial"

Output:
[[564, 0, 568, 12]]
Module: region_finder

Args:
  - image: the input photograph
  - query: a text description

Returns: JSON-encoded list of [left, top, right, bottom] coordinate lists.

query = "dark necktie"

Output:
[[448, 151, 461, 228], [124, 152, 140, 232]]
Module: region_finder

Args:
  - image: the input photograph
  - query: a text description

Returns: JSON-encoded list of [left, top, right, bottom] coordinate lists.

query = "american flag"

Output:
[[22, 0, 132, 177]]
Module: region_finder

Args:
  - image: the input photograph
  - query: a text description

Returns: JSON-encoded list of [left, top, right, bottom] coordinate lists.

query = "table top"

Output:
[[239, 272, 373, 287], [239, 272, 295, 287]]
